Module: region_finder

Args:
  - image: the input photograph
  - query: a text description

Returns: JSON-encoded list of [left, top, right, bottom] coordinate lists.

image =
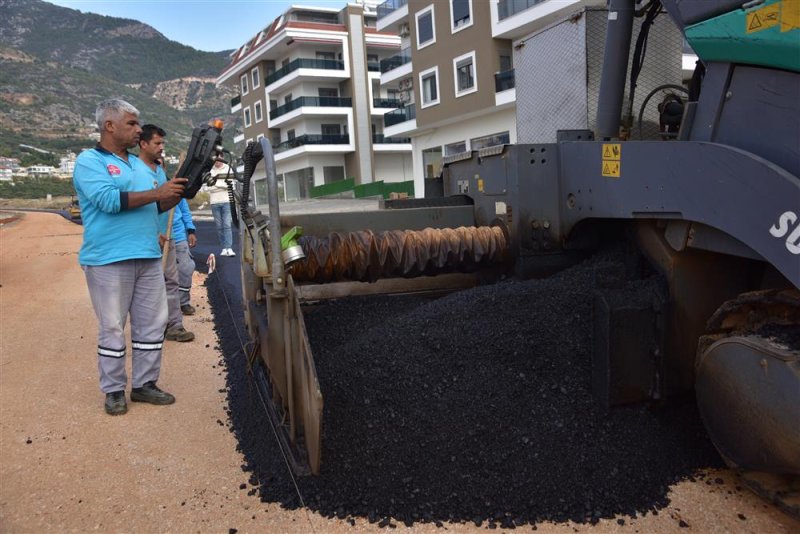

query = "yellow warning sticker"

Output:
[[602, 160, 620, 178], [746, 2, 780, 33], [477, 178, 484, 192], [602, 143, 621, 161], [782, 0, 800, 32]]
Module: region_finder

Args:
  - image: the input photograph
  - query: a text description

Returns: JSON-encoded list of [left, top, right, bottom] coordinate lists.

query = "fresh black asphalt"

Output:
[[192, 220, 723, 529]]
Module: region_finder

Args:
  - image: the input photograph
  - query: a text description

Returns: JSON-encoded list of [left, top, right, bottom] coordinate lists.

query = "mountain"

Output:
[[0, 0, 240, 160]]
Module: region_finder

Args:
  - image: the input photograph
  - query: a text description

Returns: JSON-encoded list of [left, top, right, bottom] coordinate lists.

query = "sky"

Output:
[[47, 0, 351, 52]]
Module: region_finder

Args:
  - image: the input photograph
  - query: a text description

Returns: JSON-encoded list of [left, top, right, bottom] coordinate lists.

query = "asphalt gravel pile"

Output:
[[203, 249, 723, 528]]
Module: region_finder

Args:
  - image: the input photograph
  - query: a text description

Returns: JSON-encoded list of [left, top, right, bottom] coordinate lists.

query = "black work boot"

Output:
[[104, 391, 127, 416], [131, 382, 175, 405], [165, 326, 195, 342]]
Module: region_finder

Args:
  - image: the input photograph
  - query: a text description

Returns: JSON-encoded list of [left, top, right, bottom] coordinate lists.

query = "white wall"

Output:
[[374, 153, 413, 184], [276, 153, 348, 187], [410, 108, 517, 196]]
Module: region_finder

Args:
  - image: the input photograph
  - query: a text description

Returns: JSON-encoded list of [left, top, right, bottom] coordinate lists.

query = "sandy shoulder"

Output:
[[0, 212, 285, 533], [0, 212, 797, 534]]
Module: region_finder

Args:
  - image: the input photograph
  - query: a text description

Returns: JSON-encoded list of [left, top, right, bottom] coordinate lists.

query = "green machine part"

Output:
[[685, 0, 800, 72], [281, 226, 303, 251]]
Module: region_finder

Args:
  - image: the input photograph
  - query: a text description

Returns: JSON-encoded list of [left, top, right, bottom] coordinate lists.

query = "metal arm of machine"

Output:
[[596, 0, 635, 139]]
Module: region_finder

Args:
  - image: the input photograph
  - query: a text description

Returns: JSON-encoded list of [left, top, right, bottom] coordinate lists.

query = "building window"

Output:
[[284, 93, 293, 105], [470, 131, 510, 151], [321, 124, 341, 136], [444, 141, 467, 155], [251, 66, 260, 90], [419, 66, 439, 108], [243, 106, 252, 127], [240, 74, 249, 95], [256, 133, 265, 141], [450, 0, 472, 33], [316, 51, 335, 62], [453, 51, 477, 97], [323, 166, 345, 184], [416, 5, 435, 50], [318, 87, 338, 98], [287, 129, 296, 141], [422, 146, 442, 179], [254, 101, 263, 123]]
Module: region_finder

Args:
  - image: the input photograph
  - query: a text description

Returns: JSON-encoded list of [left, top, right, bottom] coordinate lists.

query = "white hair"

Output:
[[95, 98, 139, 130]]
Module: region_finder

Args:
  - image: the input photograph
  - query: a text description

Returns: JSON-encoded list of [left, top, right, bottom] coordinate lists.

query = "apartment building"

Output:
[[377, 0, 688, 195], [217, 2, 413, 204], [377, 0, 521, 198]]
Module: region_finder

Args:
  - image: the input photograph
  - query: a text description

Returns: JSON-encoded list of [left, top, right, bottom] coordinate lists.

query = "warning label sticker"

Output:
[[782, 0, 800, 32], [747, 2, 780, 33], [602, 160, 620, 178], [602, 143, 621, 161]]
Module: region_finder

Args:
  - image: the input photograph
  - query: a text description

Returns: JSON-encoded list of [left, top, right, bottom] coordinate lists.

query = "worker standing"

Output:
[[74, 99, 186, 416], [137, 124, 195, 342]]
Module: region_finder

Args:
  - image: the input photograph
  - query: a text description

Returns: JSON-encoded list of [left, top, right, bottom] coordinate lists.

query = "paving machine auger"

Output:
[[229, 0, 799, 516]]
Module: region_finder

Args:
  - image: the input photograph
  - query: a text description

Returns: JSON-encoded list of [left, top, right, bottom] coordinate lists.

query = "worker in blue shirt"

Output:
[[74, 99, 186, 416], [140, 125, 195, 342]]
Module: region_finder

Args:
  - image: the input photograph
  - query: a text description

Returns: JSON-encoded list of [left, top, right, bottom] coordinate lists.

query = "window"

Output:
[[470, 131, 510, 151], [243, 106, 252, 127], [321, 124, 341, 136], [254, 101, 263, 123], [500, 53, 512, 73], [444, 141, 467, 155], [416, 5, 435, 50], [453, 51, 477, 96], [422, 147, 442, 179], [251, 66, 260, 90], [240, 74, 249, 95], [316, 51, 335, 63], [284, 93, 293, 105], [318, 87, 338, 98], [450, 0, 472, 32], [270, 99, 277, 110], [282, 58, 290, 68], [323, 166, 345, 184], [287, 129, 296, 141], [256, 133, 265, 141], [419, 66, 439, 108]]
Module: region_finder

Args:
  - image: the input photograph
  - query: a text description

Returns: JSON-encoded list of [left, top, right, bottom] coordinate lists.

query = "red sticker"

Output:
[[107, 164, 121, 175]]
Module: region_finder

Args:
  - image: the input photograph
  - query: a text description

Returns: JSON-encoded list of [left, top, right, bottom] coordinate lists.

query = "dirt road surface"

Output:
[[1, 211, 798, 533]]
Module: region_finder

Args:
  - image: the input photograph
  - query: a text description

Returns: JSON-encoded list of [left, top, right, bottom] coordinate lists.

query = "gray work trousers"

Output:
[[84, 259, 167, 393], [175, 240, 195, 306], [163, 238, 183, 330]]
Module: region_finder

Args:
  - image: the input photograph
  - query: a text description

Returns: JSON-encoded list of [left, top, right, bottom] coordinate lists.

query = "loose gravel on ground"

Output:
[[203, 249, 723, 529]]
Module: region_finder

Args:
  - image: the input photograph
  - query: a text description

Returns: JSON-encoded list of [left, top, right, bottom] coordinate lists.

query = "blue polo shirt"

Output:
[[161, 199, 196, 244], [74, 146, 166, 266]]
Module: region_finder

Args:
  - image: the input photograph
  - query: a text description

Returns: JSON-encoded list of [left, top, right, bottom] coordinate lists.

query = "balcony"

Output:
[[384, 106, 415, 127], [497, 0, 548, 21], [265, 58, 345, 86], [377, 0, 409, 21], [379, 48, 411, 74], [495, 69, 515, 92], [270, 96, 352, 120], [373, 134, 411, 143], [274, 134, 350, 154], [373, 98, 402, 109]]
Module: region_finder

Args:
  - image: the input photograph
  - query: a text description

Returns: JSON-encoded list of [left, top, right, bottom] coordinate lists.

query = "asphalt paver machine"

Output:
[[229, 0, 799, 515]]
